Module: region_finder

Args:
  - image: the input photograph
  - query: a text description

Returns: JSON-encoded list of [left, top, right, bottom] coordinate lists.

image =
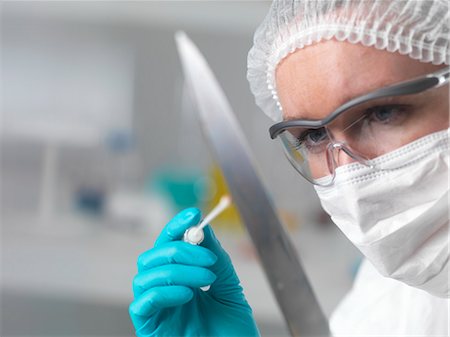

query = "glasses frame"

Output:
[[269, 66, 450, 139]]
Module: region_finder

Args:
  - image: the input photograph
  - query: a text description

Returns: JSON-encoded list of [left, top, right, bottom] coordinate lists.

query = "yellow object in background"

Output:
[[204, 163, 243, 232]]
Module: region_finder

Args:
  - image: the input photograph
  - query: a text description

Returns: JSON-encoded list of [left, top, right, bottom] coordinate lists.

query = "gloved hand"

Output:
[[129, 207, 260, 337]]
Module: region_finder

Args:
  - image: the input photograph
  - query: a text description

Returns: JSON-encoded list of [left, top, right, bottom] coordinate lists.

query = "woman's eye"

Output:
[[366, 105, 406, 123], [299, 128, 328, 145]]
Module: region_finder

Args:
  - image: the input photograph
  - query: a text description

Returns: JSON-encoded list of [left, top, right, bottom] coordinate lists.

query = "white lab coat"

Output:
[[330, 259, 449, 336]]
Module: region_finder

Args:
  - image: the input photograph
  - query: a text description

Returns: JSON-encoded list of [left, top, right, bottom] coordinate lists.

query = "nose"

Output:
[[326, 127, 360, 167]]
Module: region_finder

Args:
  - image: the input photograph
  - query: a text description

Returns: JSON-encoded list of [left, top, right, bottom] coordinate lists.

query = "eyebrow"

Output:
[[284, 95, 405, 122], [283, 87, 378, 122], [283, 79, 426, 122]]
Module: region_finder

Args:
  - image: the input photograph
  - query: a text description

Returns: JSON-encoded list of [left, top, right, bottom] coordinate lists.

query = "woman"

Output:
[[129, 1, 449, 335]]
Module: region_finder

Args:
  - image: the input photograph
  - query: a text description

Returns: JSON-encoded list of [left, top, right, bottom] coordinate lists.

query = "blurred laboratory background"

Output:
[[1, 2, 362, 336]]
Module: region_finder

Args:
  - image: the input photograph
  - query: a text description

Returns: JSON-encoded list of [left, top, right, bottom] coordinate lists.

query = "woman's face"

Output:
[[275, 41, 449, 169]]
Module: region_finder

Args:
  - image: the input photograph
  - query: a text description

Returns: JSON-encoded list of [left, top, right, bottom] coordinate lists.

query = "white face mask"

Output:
[[314, 129, 449, 298]]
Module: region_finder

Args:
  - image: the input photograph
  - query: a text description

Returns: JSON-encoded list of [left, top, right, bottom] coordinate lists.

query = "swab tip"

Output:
[[220, 195, 232, 206]]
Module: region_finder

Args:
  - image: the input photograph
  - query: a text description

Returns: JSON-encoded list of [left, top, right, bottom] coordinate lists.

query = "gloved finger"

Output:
[[129, 285, 193, 329], [133, 264, 216, 298], [137, 241, 217, 272], [154, 208, 201, 248]]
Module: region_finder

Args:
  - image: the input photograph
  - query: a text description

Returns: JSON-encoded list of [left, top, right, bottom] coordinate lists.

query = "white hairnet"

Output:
[[247, 0, 450, 121]]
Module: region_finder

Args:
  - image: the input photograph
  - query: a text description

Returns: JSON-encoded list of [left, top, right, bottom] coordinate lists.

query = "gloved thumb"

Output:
[[200, 224, 229, 261]]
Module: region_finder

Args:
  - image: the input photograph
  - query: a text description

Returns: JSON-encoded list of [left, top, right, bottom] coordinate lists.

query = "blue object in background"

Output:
[[350, 255, 363, 280], [75, 186, 105, 216], [105, 130, 135, 154]]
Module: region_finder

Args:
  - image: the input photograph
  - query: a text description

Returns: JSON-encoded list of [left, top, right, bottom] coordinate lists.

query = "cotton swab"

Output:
[[183, 195, 232, 245]]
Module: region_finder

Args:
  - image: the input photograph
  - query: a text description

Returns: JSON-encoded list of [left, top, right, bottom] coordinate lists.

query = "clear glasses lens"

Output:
[[279, 130, 334, 185]]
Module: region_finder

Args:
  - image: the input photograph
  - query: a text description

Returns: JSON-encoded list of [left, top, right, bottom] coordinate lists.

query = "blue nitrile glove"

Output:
[[129, 207, 260, 337]]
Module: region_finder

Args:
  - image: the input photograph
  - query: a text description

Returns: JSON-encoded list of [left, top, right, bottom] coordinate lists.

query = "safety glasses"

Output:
[[269, 66, 450, 186]]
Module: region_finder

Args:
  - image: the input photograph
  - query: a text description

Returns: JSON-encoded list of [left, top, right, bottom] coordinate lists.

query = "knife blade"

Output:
[[175, 31, 329, 337]]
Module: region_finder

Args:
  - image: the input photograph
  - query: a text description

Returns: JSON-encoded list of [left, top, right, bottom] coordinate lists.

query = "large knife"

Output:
[[175, 32, 330, 337]]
